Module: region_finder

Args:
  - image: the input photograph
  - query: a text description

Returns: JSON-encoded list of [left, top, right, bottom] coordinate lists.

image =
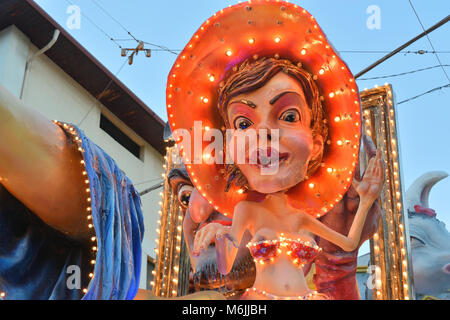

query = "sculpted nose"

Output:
[[256, 123, 273, 141], [188, 188, 214, 224]]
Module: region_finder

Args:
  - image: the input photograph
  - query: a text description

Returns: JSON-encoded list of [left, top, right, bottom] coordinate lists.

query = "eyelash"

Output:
[[232, 108, 301, 129], [279, 109, 301, 123], [234, 117, 253, 130]]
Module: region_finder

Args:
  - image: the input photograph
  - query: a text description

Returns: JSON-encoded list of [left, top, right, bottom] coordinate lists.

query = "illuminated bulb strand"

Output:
[[366, 105, 389, 298], [386, 94, 410, 299], [167, 190, 181, 297], [153, 146, 174, 296], [52, 120, 97, 296], [245, 287, 322, 300], [171, 206, 184, 297], [246, 235, 321, 267], [362, 86, 410, 299], [383, 92, 404, 292], [362, 108, 383, 298], [161, 190, 173, 296]]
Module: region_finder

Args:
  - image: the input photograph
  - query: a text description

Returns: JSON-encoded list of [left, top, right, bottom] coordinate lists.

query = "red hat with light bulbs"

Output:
[[166, 0, 362, 218]]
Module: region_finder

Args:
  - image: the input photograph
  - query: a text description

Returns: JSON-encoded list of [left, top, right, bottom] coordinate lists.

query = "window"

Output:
[[100, 114, 141, 159]]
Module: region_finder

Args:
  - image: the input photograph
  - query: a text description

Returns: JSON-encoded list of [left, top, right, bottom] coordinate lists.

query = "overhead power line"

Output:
[[355, 14, 450, 78], [408, 0, 450, 84], [90, 0, 178, 55], [139, 181, 164, 197], [63, 0, 124, 49], [77, 58, 128, 127], [91, 0, 140, 43], [341, 50, 450, 55], [397, 83, 450, 105], [134, 177, 166, 186], [357, 65, 450, 81], [64, 0, 176, 56]]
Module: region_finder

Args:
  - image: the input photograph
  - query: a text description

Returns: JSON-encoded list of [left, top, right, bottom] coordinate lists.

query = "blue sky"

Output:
[[33, 0, 450, 253]]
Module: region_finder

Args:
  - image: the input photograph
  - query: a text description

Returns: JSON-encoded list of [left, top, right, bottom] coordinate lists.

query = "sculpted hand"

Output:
[[318, 135, 382, 253], [193, 223, 233, 256], [352, 150, 384, 206]]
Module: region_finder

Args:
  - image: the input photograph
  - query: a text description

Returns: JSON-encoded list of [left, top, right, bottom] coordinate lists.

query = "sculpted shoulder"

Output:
[[234, 200, 257, 218]]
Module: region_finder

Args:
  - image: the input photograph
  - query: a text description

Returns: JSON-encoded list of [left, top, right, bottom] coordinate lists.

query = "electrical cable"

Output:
[[63, 0, 124, 49], [357, 65, 450, 80], [77, 58, 128, 127], [408, 0, 450, 84], [397, 83, 450, 105]]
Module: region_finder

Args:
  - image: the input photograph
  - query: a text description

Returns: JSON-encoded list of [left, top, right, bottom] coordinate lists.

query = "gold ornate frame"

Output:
[[360, 84, 415, 300], [151, 145, 190, 297]]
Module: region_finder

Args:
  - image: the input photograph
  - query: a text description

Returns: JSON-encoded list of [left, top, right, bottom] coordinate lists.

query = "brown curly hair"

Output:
[[218, 57, 329, 192]]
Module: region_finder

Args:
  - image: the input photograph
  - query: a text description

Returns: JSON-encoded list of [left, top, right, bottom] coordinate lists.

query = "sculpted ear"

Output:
[[311, 134, 324, 163]]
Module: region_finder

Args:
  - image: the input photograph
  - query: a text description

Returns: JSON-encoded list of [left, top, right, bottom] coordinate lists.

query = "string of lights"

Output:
[[408, 0, 450, 84], [357, 64, 450, 80], [397, 83, 450, 105]]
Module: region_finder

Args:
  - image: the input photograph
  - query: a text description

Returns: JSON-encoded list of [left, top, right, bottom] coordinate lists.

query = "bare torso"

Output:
[[242, 197, 321, 299]]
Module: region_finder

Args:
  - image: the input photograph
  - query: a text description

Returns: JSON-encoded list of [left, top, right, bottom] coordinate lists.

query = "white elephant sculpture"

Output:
[[357, 171, 450, 299]]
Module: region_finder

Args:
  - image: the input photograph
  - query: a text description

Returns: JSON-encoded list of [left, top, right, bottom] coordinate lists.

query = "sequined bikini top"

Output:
[[246, 233, 321, 267]]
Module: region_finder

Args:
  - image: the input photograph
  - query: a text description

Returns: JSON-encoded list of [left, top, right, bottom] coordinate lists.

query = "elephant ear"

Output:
[[405, 171, 448, 214]]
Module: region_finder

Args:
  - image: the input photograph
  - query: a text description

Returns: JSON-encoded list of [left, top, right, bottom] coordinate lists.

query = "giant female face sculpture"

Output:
[[220, 58, 327, 194], [167, 0, 362, 218]]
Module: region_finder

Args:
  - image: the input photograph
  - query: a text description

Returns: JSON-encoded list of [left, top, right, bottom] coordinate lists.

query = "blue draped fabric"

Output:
[[0, 123, 144, 300]]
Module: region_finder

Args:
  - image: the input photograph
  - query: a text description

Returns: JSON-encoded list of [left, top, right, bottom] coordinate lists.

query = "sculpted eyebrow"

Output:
[[269, 91, 299, 105], [229, 99, 257, 108]]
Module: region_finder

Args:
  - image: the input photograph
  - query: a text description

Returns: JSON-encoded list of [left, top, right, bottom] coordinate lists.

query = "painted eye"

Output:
[[410, 236, 425, 248], [234, 117, 253, 130], [279, 109, 300, 123], [177, 184, 193, 208]]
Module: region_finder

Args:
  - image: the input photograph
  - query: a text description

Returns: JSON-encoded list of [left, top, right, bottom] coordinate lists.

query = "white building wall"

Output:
[[0, 25, 162, 290]]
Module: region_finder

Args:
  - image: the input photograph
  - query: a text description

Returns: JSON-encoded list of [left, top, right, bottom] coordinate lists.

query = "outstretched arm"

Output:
[[302, 151, 384, 252], [0, 84, 89, 241]]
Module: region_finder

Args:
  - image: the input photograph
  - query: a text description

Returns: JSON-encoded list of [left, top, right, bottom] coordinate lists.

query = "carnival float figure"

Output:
[[405, 172, 450, 299], [0, 54, 224, 302], [167, 166, 255, 298], [166, 1, 385, 300], [358, 171, 450, 300], [166, 133, 382, 299], [0, 84, 143, 299]]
